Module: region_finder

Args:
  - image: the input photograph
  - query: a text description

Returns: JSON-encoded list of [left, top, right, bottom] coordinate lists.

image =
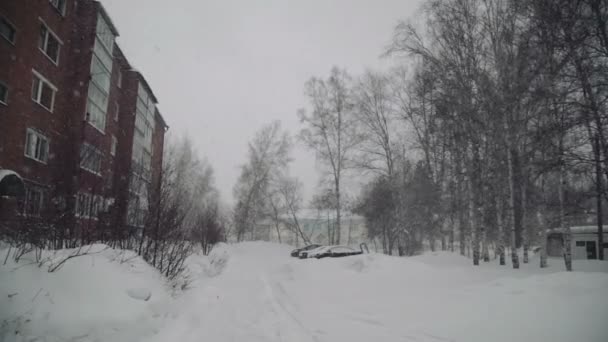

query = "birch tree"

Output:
[[299, 67, 362, 245], [233, 121, 292, 241]]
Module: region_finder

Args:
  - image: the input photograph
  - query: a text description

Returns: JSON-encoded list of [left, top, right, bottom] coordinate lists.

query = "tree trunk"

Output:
[[595, 135, 604, 260], [327, 211, 332, 245], [496, 197, 506, 266], [538, 209, 548, 268], [335, 179, 341, 245], [538, 173, 548, 268], [450, 220, 455, 252], [274, 222, 282, 244], [507, 146, 519, 269], [559, 161, 572, 271], [522, 178, 529, 264], [468, 148, 479, 266]]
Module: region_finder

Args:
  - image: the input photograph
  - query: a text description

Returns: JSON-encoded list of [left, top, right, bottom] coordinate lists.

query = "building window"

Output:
[[575, 241, 586, 247], [49, 0, 67, 15], [117, 71, 122, 88], [0, 17, 16, 44], [80, 143, 103, 174], [0, 82, 7, 104], [127, 199, 147, 227], [24, 186, 45, 217], [75, 192, 90, 218], [106, 169, 114, 189], [114, 102, 119, 121], [38, 21, 61, 64], [24, 129, 49, 163], [85, 14, 115, 133], [75, 192, 103, 219], [111, 135, 117, 156], [96, 13, 115, 53], [31, 70, 57, 112]]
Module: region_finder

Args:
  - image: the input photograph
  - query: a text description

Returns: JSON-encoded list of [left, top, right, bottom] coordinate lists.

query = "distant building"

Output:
[[546, 226, 608, 260], [0, 1, 167, 240], [256, 209, 369, 248]]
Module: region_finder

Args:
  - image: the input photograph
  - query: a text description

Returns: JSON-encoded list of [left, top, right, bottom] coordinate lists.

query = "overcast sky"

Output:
[[100, 0, 422, 204]]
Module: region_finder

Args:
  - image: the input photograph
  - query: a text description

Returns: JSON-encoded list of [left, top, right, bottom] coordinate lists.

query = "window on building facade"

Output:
[[127, 198, 147, 227], [24, 129, 49, 163], [75, 192, 103, 219], [575, 241, 586, 247], [24, 186, 45, 217], [80, 143, 103, 174], [31, 70, 57, 111], [86, 54, 111, 131], [86, 14, 115, 133], [49, 0, 67, 15], [106, 169, 114, 190], [0, 17, 16, 44], [111, 135, 117, 156], [38, 22, 61, 64], [133, 83, 156, 182], [114, 102, 119, 121], [0, 82, 7, 104]]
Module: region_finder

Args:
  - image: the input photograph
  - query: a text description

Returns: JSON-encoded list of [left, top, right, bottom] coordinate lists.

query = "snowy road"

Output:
[[2, 242, 608, 342], [143, 242, 608, 342]]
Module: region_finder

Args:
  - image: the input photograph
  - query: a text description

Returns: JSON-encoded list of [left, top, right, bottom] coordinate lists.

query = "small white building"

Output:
[[255, 209, 369, 247], [546, 226, 608, 260]]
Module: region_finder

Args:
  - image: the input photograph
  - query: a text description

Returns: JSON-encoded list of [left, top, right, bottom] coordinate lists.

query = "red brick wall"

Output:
[[0, 0, 167, 237], [0, 0, 85, 191]]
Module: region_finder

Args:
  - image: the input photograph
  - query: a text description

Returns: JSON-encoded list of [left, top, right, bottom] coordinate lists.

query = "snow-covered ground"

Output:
[[1, 242, 608, 342]]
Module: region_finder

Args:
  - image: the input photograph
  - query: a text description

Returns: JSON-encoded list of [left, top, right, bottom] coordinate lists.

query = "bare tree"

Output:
[[299, 67, 362, 245], [233, 121, 292, 241]]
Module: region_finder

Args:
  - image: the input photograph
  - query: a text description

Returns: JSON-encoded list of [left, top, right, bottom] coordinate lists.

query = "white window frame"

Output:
[[85, 81, 108, 133], [24, 128, 50, 164], [49, 0, 67, 16], [111, 135, 117, 156], [0, 16, 16, 45], [31, 69, 57, 112], [38, 18, 62, 65], [0, 81, 7, 105], [96, 14, 115, 54], [80, 143, 103, 176]]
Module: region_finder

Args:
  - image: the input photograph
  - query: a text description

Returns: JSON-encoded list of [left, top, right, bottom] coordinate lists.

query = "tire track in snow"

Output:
[[261, 276, 321, 342]]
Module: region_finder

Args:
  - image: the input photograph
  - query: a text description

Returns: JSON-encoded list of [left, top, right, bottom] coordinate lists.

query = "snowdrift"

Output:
[[2, 241, 608, 342], [0, 244, 170, 342]]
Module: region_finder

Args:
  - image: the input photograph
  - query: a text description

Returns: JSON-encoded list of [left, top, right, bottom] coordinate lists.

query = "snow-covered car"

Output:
[[290, 244, 321, 257], [298, 245, 330, 259], [313, 246, 363, 259]]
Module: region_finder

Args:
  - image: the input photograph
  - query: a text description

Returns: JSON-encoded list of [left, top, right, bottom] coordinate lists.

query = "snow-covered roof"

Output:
[[0, 169, 21, 182], [0, 169, 24, 197], [548, 226, 608, 234]]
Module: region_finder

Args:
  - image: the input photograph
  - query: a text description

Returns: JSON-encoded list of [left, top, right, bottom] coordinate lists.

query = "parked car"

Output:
[[314, 245, 363, 259], [290, 244, 321, 257], [298, 245, 330, 259]]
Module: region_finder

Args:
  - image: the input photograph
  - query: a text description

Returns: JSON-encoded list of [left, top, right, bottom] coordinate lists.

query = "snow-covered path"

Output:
[[146, 242, 608, 342], [2, 242, 608, 342]]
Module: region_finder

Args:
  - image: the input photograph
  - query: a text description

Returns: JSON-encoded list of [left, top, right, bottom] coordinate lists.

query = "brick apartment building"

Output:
[[0, 0, 167, 240]]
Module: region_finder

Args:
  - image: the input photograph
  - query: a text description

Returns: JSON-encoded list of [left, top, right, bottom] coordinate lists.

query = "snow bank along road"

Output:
[[2, 242, 608, 342]]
